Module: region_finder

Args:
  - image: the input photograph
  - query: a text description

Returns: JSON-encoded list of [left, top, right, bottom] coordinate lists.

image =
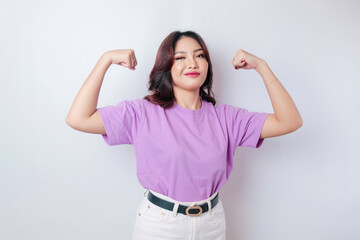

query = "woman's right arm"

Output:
[[65, 49, 137, 134]]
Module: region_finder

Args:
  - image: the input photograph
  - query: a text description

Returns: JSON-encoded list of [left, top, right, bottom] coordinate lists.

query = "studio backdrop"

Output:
[[1, 0, 359, 239]]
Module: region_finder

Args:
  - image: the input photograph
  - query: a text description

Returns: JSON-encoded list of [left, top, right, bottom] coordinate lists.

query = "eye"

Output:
[[175, 57, 185, 60], [197, 54, 205, 58]]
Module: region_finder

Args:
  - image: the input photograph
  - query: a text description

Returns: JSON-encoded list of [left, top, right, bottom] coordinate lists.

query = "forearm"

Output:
[[256, 60, 303, 127], [66, 52, 111, 124]]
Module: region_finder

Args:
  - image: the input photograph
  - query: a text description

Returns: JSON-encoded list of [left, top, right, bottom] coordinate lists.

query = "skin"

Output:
[[231, 48, 303, 138], [66, 38, 303, 139], [171, 36, 208, 110], [65, 49, 137, 134]]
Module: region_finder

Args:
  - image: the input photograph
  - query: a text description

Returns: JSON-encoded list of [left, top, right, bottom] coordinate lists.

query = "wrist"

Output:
[[255, 59, 268, 72], [100, 51, 112, 66]]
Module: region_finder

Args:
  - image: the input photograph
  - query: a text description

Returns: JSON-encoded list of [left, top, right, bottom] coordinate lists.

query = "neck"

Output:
[[174, 92, 202, 110]]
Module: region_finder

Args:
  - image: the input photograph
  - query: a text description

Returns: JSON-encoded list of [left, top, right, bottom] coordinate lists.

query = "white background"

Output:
[[1, 0, 359, 239]]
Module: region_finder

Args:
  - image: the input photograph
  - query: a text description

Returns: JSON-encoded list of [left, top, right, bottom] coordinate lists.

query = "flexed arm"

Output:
[[65, 49, 137, 134], [232, 49, 303, 138]]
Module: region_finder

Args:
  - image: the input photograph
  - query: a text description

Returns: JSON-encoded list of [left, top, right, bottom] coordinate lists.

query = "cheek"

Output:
[[201, 62, 209, 72], [171, 64, 184, 76]]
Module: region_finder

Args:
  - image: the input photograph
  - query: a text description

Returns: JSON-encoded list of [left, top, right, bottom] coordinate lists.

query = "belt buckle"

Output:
[[185, 204, 203, 216]]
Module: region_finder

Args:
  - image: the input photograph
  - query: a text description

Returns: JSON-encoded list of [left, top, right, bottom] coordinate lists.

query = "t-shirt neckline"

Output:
[[173, 99, 206, 114]]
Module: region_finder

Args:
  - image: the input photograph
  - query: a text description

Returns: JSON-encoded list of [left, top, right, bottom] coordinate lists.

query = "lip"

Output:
[[185, 72, 200, 77]]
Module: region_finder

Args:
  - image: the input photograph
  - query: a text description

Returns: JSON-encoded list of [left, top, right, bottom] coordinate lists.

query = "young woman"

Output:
[[66, 30, 302, 239]]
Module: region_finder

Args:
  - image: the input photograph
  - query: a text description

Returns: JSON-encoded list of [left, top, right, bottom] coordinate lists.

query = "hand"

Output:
[[105, 49, 138, 70], [232, 49, 264, 70]]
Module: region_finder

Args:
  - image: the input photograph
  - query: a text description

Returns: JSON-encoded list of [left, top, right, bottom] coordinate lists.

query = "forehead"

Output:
[[174, 37, 202, 51]]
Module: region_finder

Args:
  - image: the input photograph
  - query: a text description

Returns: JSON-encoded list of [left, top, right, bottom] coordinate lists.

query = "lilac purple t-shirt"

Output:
[[97, 99, 269, 202]]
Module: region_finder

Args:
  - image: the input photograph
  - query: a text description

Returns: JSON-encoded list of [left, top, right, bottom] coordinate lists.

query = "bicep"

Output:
[[67, 110, 106, 135], [87, 110, 106, 134], [260, 113, 298, 138]]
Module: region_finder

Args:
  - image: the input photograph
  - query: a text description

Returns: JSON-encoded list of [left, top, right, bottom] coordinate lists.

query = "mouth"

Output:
[[185, 72, 200, 78]]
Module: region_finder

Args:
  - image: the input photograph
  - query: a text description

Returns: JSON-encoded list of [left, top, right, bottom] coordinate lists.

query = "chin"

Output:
[[174, 78, 206, 90]]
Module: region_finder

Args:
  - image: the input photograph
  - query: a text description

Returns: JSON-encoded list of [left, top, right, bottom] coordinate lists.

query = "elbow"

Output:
[[283, 117, 303, 134], [298, 120, 303, 128], [297, 116, 303, 128], [65, 116, 79, 130], [292, 117, 303, 131], [285, 122, 302, 135], [65, 117, 74, 128], [65, 114, 72, 126]]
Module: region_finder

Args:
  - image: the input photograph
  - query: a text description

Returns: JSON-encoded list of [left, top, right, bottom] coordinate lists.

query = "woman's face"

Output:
[[171, 37, 208, 93]]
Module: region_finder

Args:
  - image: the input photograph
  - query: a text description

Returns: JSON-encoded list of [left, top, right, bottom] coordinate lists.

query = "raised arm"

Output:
[[232, 49, 303, 139], [65, 49, 137, 134], [255, 60, 303, 138]]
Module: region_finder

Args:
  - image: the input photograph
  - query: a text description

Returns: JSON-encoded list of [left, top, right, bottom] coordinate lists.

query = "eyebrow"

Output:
[[174, 48, 203, 55]]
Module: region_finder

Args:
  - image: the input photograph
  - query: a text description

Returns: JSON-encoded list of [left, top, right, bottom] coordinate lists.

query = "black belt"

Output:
[[147, 191, 219, 217]]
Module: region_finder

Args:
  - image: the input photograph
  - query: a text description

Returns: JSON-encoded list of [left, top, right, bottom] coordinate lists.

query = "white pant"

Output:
[[132, 189, 226, 240]]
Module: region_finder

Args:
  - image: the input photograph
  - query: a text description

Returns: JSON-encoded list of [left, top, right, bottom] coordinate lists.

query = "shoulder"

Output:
[[212, 102, 246, 114], [124, 98, 163, 115], [122, 98, 153, 109], [107, 99, 150, 117], [211, 103, 261, 122]]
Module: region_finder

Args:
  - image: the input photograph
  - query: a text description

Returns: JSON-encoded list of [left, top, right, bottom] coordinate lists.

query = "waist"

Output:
[[148, 189, 219, 206]]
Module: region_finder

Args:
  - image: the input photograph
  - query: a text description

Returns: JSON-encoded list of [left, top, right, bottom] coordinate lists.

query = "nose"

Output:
[[188, 57, 199, 69]]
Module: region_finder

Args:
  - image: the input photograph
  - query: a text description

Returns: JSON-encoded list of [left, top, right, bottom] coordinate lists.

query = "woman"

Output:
[[66, 30, 302, 239]]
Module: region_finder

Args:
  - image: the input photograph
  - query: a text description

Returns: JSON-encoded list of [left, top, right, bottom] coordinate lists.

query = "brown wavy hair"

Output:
[[143, 30, 216, 109]]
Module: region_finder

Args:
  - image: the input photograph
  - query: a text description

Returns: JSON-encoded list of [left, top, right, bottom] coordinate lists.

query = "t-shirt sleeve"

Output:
[[223, 104, 270, 148], [96, 99, 143, 146]]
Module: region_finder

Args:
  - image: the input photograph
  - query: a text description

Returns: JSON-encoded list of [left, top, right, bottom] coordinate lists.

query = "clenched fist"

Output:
[[232, 49, 264, 70], [105, 49, 138, 70]]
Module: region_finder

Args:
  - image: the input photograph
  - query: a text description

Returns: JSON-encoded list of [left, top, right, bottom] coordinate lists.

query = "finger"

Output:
[[232, 59, 239, 68], [239, 60, 246, 66], [234, 61, 245, 70], [232, 57, 238, 65], [132, 56, 137, 67], [131, 50, 137, 67], [128, 55, 135, 70], [130, 58, 136, 68], [233, 60, 241, 69], [121, 62, 133, 69], [119, 61, 129, 67], [127, 54, 135, 69]]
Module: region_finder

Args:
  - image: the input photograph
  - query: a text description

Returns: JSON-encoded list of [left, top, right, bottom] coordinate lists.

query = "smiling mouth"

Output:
[[185, 73, 200, 77]]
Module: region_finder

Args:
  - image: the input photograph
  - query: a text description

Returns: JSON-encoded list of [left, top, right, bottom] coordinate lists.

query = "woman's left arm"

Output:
[[232, 49, 303, 138]]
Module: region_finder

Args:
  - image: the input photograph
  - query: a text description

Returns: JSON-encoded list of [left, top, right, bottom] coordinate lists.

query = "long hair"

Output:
[[143, 30, 216, 109]]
